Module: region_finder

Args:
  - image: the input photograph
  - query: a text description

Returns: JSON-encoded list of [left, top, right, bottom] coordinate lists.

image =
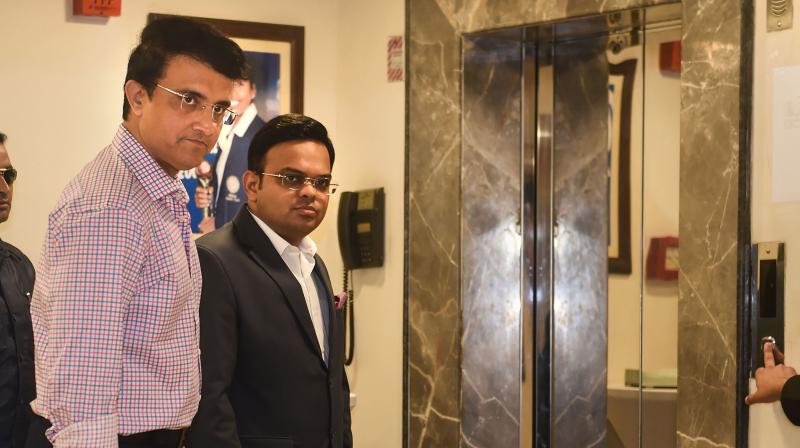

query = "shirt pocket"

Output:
[[129, 257, 179, 342]]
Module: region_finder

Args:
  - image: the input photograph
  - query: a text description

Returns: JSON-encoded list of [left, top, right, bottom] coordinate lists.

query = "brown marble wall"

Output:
[[677, 0, 743, 447], [407, 1, 462, 446], [407, 0, 746, 447]]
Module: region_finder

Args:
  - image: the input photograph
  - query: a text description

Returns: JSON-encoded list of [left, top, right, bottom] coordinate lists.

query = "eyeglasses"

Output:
[[156, 84, 238, 126], [0, 168, 16, 186], [257, 172, 339, 195]]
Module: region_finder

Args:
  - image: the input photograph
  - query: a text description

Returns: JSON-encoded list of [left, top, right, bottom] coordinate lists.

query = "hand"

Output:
[[198, 217, 216, 234], [773, 343, 786, 364], [746, 342, 797, 405], [195, 186, 213, 209]]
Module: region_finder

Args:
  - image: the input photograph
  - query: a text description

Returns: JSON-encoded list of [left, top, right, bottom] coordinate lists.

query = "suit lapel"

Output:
[[314, 256, 338, 371], [232, 206, 325, 362], [314, 257, 336, 333]]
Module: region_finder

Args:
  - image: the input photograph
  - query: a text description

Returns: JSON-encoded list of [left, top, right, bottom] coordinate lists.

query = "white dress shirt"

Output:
[[215, 103, 259, 203], [248, 210, 328, 362]]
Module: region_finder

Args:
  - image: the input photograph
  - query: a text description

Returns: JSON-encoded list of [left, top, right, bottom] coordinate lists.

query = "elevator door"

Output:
[[460, 4, 681, 447], [523, 5, 682, 447]]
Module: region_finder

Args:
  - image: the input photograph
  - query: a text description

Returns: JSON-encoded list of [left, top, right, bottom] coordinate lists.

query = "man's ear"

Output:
[[243, 170, 261, 201], [124, 80, 148, 117]]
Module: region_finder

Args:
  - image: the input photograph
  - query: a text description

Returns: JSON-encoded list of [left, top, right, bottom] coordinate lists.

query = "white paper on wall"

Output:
[[772, 65, 800, 202]]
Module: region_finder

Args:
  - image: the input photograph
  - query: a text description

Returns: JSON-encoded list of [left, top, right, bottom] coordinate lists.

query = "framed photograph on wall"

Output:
[[607, 59, 635, 274], [148, 14, 305, 232]]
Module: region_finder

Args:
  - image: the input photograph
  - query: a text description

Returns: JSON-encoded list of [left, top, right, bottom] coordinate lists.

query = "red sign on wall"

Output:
[[659, 41, 681, 74], [387, 36, 404, 83], [74, 0, 121, 17], [646, 236, 679, 281]]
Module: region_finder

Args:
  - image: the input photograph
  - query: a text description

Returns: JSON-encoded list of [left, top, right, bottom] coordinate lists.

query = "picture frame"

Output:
[[607, 59, 635, 274]]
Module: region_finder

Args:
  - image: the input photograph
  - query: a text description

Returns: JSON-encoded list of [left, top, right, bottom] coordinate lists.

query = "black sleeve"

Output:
[[187, 246, 241, 448], [343, 366, 353, 448], [19, 251, 35, 293], [781, 375, 800, 426]]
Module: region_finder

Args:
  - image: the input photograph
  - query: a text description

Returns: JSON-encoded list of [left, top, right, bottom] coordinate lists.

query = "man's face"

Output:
[[244, 140, 331, 245], [130, 55, 234, 177], [0, 143, 13, 223], [230, 80, 256, 118]]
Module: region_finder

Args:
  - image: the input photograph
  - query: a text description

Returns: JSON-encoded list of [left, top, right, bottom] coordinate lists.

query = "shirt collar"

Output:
[[247, 208, 318, 259], [232, 103, 258, 138], [114, 124, 188, 203]]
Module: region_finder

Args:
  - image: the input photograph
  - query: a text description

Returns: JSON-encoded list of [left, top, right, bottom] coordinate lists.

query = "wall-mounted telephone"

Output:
[[337, 188, 385, 367], [338, 188, 385, 270]]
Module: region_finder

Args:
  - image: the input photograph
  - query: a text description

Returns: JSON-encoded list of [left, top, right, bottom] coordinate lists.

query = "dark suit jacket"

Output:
[[781, 375, 800, 425], [0, 239, 35, 448], [188, 207, 352, 448]]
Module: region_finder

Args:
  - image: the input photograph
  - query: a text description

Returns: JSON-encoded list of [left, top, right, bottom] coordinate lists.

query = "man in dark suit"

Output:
[[0, 132, 35, 448], [188, 114, 352, 448], [195, 78, 266, 233], [747, 341, 800, 425]]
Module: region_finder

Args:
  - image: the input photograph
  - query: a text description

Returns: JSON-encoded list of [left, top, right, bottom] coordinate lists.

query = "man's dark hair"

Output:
[[122, 17, 248, 119], [248, 114, 336, 172], [0, 133, 6, 144]]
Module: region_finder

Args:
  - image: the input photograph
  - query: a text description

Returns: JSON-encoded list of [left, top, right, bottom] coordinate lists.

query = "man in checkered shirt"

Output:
[[28, 17, 248, 448]]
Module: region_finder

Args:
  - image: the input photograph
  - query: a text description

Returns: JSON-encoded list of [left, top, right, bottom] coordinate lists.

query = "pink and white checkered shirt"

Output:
[[31, 125, 203, 447]]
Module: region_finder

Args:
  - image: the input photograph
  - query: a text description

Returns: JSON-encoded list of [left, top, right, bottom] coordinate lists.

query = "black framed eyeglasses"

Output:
[[0, 168, 17, 186], [156, 84, 238, 126], [257, 172, 339, 195]]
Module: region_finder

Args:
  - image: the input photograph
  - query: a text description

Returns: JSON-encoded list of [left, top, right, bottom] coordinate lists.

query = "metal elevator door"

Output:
[[460, 4, 681, 447]]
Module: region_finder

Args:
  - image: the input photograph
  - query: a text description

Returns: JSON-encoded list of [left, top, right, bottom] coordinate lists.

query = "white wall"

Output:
[[749, 0, 800, 445], [322, 1, 405, 446], [0, 1, 403, 446]]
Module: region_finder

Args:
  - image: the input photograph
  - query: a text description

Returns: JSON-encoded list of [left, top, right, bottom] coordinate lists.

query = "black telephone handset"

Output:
[[337, 188, 385, 366], [337, 188, 385, 270]]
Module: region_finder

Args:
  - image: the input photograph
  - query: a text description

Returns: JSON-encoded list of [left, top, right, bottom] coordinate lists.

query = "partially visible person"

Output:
[[0, 132, 35, 448], [195, 77, 265, 233], [746, 341, 800, 425], [187, 114, 352, 447], [29, 17, 247, 447]]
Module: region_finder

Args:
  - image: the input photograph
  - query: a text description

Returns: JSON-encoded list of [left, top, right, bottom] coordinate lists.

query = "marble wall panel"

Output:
[[461, 33, 522, 448], [677, 0, 743, 447], [407, 0, 463, 446]]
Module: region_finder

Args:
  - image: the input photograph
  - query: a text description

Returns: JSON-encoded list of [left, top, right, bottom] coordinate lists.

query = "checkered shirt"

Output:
[[30, 125, 203, 447]]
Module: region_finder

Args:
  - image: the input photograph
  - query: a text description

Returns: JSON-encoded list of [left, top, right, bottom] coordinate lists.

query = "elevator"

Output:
[[461, 4, 683, 446]]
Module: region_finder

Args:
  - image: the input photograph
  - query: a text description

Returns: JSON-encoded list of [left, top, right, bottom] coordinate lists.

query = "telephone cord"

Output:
[[343, 270, 355, 366]]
